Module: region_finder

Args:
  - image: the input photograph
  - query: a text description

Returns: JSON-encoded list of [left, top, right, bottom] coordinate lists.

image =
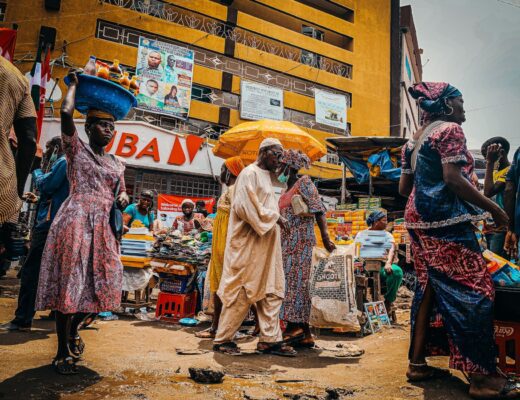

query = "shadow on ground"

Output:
[[0, 365, 102, 400]]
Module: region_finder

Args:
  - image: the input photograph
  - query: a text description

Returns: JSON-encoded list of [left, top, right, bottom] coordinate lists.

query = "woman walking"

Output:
[[35, 70, 129, 374], [196, 156, 244, 338], [399, 82, 518, 399], [278, 150, 335, 347]]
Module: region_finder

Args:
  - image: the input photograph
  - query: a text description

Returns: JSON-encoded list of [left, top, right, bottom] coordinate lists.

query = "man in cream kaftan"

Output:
[[214, 140, 287, 349]]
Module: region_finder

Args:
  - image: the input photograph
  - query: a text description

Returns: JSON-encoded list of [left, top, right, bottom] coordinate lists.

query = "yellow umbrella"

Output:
[[212, 119, 327, 164]]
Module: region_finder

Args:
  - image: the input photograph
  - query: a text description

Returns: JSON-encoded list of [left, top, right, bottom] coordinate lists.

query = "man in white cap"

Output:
[[213, 138, 296, 356]]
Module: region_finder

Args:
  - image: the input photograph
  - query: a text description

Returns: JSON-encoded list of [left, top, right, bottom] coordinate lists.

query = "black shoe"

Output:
[[0, 322, 31, 332]]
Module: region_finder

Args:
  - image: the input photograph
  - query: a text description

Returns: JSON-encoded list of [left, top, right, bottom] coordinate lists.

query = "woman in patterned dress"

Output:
[[278, 150, 336, 347], [399, 82, 518, 399], [35, 71, 129, 374]]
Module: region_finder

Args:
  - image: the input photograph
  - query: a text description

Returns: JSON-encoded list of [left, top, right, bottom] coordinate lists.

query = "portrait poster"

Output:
[[314, 89, 347, 130], [240, 80, 284, 121], [136, 37, 194, 120], [157, 194, 215, 228]]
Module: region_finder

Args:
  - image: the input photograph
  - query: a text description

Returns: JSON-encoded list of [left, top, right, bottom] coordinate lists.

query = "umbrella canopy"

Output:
[[213, 120, 327, 164]]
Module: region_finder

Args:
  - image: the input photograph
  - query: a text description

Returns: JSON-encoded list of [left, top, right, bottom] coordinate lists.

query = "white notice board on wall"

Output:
[[240, 80, 284, 121], [314, 89, 347, 130]]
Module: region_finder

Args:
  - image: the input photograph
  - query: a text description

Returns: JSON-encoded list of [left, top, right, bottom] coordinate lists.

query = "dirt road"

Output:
[[0, 274, 472, 400]]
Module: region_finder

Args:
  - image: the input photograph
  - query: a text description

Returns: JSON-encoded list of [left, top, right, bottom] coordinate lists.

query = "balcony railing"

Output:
[[103, 0, 352, 79]]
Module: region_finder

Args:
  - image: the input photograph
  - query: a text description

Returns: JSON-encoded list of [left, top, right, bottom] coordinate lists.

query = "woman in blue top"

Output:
[[123, 190, 155, 231], [399, 82, 516, 400]]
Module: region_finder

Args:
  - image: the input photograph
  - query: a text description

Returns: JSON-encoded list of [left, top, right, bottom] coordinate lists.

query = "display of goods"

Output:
[[108, 59, 123, 83], [484, 250, 520, 288], [119, 71, 131, 89], [64, 74, 137, 121], [149, 231, 211, 267], [336, 203, 358, 211], [358, 197, 381, 210]]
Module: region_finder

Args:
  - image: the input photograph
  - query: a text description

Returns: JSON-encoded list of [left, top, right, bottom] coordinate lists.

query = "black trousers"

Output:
[[12, 229, 48, 327]]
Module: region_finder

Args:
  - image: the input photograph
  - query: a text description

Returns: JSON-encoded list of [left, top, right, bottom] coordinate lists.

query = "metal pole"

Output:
[[368, 173, 373, 200], [341, 163, 346, 204]]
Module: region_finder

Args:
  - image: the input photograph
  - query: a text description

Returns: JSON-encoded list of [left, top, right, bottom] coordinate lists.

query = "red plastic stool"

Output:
[[155, 291, 197, 323], [494, 320, 520, 376]]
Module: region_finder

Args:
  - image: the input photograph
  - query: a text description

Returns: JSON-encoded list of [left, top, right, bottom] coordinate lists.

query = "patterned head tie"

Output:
[[181, 199, 195, 207], [408, 82, 462, 123], [366, 210, 386, 226], [224, 156, 245, 177], [281, 149, 311, 170]]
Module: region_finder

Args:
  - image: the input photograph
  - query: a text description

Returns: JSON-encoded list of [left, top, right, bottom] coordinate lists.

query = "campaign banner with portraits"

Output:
[[136, 37, 194, 120], [314, 89, 347, 130]]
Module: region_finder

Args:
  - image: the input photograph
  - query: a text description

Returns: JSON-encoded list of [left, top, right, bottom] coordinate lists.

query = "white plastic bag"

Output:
[[309, 244, 360, 332]]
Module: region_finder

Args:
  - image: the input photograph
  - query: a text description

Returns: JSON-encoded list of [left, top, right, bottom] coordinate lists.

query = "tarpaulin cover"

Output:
[[339, 150, 401, 184]]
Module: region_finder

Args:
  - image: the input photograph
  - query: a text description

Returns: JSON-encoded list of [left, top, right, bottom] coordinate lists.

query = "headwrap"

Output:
[[140, 190, 154, 199], [224, 156, 245, 177], [281, 149, 311, 170], [181, 199, 195, 207], [87, 109, 115, 121], [408, 82, 462, 124], [366, 210, 386, 226], [259, 138, 283, 150]]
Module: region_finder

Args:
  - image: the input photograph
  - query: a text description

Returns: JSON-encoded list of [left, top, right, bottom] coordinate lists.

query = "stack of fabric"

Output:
[[121, 229, 155, 258], [355, 230, 393, 259]]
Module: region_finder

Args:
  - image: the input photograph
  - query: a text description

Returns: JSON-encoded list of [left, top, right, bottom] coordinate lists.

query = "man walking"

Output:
[[0, 56, 37, 271], [1, 137, 69, 331], [213, 138, 295, 356]]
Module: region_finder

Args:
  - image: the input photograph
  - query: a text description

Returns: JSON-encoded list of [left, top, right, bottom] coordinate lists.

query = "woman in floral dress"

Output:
[[278, 150, 335, 347], [399, 82, 517, 399], [36, 71, 129, 374]]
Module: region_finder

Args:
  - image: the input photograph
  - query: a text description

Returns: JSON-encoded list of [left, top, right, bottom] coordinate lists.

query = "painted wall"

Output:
[[5, 0, 392, 142]]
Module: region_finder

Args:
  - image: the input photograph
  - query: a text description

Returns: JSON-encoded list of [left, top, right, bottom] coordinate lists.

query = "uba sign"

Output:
[[40, 119, 224, 177]]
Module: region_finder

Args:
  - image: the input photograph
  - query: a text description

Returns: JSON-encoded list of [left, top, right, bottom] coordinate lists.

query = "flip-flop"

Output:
[[406, 365, 451, 382], [69, 335, 85, 357]]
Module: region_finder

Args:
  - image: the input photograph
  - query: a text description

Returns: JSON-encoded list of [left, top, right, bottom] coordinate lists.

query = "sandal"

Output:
[[295, 336, 316, 349], [213, 342, 243, 356], [283, 328, 305, 344], [257, 342, 297, 357], [52, 357, 78, 375], [69, 335, 85, 357], [406, 363, 451, 382], [195, 328, 216, 339]]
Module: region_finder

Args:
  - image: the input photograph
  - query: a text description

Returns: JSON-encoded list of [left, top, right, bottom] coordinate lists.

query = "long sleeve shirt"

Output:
[[33, 156, 69, 231]]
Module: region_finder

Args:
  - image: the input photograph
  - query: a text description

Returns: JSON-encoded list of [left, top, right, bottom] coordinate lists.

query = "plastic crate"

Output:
[[494, 320, 519, 377], [155, 291, 197, 323], [159, 274, 194, 294]]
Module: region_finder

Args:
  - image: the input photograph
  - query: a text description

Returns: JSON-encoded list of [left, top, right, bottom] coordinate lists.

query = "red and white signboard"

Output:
[[157, 194, 215, 227], [40, 119, 224, 177]]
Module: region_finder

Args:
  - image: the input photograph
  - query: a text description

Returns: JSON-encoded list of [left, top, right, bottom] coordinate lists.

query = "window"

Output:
[[0, 3, 6, 22], [300, 26, 323, 67]]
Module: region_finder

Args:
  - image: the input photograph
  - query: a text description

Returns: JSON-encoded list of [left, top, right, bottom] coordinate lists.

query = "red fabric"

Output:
[[0, 28, 17, 62], [36, 47, 51, 142]]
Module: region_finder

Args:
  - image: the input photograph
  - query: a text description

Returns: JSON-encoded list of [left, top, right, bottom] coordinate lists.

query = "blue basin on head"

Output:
[[64, 74, 137, 121]]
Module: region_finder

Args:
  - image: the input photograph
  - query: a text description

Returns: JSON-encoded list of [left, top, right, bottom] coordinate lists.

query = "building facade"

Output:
[[399, 5, 422, 138], [5, 0, 398, 198]]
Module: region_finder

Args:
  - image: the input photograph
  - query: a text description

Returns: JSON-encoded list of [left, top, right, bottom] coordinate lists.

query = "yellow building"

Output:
[[4, 0, 397, 198]]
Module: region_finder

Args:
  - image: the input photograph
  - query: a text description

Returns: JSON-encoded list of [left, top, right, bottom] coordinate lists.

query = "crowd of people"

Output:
[[0, 60, 518, 398]]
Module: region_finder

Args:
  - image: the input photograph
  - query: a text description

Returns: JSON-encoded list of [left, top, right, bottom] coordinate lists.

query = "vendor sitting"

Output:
[[354, 210, 403, 322], [171, 199, 211, 234], [123, 190, 155, 232]]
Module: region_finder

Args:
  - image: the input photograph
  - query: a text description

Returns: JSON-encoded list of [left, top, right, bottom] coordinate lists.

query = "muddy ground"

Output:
[[0, 271, 473, 400]]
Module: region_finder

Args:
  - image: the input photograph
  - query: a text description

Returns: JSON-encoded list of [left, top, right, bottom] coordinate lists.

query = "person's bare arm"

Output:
[[316, 212, 336, 253], [60, 71, 78, 137], [483, 144, 505, 198], [503, 180, 518, 258], [443, 163, 508, 227], [12, 117, 37, 197], [399, 173, 413, 197]]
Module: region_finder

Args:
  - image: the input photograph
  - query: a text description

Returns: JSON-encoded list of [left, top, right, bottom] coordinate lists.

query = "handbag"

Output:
[[109, 179, 124, 241], [291, 193, 313, 217]]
